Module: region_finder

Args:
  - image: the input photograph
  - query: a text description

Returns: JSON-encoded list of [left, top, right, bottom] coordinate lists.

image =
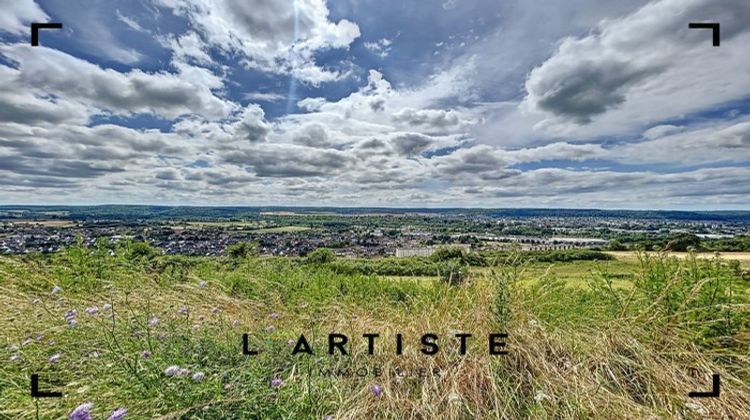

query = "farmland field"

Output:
[[1, 247, 748, 419]]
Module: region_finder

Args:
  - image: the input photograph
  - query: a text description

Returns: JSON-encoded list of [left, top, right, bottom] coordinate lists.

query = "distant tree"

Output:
[[607, 239, 627, 251], [664, 233, 701, 252], [226, 242, 260, 259], [306, 247, 336, 264], [127, 241, 161, 261], [431, 246, 468, 263]]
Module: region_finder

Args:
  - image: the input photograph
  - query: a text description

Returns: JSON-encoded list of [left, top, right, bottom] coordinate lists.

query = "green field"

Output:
[[1, 247, 748, 418]]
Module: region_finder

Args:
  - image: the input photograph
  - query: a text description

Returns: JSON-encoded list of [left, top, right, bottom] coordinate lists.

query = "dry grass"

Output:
[[1, 253, 748, 419]]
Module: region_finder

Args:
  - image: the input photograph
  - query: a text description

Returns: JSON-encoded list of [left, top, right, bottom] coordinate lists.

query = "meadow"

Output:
[[1, 244, 748, 419]]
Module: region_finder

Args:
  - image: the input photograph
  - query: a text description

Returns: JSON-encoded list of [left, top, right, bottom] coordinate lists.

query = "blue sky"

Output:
[[1, 0, 750, 209]]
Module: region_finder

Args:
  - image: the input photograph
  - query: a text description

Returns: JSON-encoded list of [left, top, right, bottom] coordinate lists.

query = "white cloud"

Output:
[[157, 0, 360, 84], [0, 0, 48, 35], [0, 44, 236, 120], [522, 0, 750, 138]]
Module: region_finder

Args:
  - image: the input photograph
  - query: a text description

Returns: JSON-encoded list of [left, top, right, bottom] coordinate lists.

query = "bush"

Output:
[[431, 246, 468, 263], [438, 259, 469, 286], [306, 247, 336, 264], [126, 241, 161, 261], [225, 241, 260, 259]]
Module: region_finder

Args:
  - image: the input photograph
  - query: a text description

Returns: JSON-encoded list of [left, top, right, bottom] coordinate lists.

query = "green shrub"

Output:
[[306, 247, 336, 264], [225, 241, 260, 259]]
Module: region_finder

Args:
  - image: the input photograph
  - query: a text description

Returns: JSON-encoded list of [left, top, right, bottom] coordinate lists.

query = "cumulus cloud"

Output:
[[0, 44, 236, 120], [522, 0, 750, 136], [157, 0, 360, 84]]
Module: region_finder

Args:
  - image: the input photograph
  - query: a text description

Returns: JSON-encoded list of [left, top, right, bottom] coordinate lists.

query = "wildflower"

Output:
[[269, 312, 279, 319], [287, 339, 296, 346], [85, 306, 99, 315], [270, 378, 283, 388], [211, 307, 220, 314], [370, 384, 383, 397], [89, 352, 100, 359], [33, 298, 41, 304], [141, 350, 151, 359], [231, 320, 240, 327], [10, 354, 21, 361], [197, 315, 205, 321], [68, 319, 78, 328], [51, 286, 62, 294], [22, 338, 33, 347], [35, 333, 44, 341], [108, 407, 128, 420], [265, 325, 275, 333], [177, 306, 188, 316], [178, 368, 190, 377], [198, 280, 207, 288], [323, 416, 334, 420], [164, 365, 180, 377], [102, 304, 112, 311], [69, 402, 93, 420], [64, 309, 77, 320], [192, 372, 205, 382], [224, 383, 233, 390], [148, 317, 159, 326], [49, 353, 61, 363]]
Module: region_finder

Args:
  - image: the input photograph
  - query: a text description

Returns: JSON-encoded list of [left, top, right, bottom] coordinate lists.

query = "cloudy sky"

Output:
[[1, 0, 749, 209]]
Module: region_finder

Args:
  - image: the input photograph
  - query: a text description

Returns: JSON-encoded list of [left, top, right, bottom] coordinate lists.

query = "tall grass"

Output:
[[0, 247, 748, 418]]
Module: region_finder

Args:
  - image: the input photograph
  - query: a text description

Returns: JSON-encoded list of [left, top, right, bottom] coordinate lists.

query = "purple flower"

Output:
[[64, 309, 77, 320], [192, 372, 205, 382], [270, 378, 283, 388], [102, 304, 112, 311], [51, 286, 62, 294], [107, 407, 128, 420], [164, 365, 180, 377], [141, 350, 151, 359], [176, 306, 188, 316], [178, 368, 190, 377], [148, 317, 159, 326], [68, 319, 78, 328], [69, 402, 93, 420], [370, 384, 383, 397], [265, 325, 275, 333], [85, 306, 99, 315], [49, 353, 61, 363], [269, 312, 279, 320]]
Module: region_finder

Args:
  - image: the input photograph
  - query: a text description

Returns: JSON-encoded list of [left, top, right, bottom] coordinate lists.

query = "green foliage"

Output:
[[430, 246, 468, 263], [437, 259, 469, 286], [530, 249, 614, 263], [664, 233, 701, 252], [589, 251, 748, 347], [305, 247, 336, 264], [125, 241, 162, 261], [225, 241, 260, 259]]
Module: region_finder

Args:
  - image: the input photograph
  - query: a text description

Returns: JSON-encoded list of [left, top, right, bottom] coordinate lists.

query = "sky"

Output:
[[1, 0, 750, 209]]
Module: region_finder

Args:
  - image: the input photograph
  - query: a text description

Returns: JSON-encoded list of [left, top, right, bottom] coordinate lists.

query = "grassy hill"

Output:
[[1, 247, 748, 418]]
